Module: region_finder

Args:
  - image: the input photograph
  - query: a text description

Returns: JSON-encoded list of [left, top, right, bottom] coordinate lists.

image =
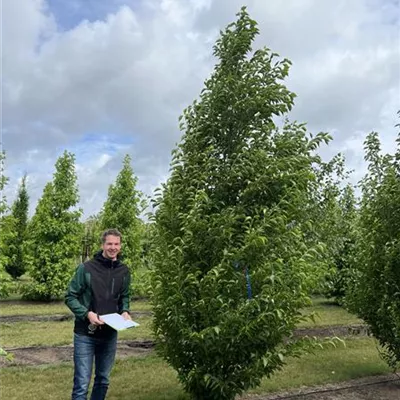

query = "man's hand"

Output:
[[88, 311, 104, 325], [121, 311, 132, 321]]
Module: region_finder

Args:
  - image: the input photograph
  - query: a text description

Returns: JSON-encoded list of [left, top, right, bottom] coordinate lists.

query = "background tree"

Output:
[[5, 174, 29, 279], [82, 213, 103, 261], [140, 222, 156, 269], [346, 127, 400, 370], [23, 151, 82, 300], [325, 183, 357, 301], [0, 151, 9, 271], [130, 221, 156, 298], [100, 154, 144, 273], [306, 154, 357, 302], [152, 8, 331, 400], [0, 151, 13, 298]]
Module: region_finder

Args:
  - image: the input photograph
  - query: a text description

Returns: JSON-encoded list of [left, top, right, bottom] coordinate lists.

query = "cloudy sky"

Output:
[[2, 0, 399, 218]]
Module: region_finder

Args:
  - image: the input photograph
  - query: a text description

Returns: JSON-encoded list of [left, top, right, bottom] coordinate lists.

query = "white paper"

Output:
[[99, 313, 140, 331]]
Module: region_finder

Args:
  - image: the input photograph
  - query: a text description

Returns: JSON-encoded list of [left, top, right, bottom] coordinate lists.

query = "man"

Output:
[[65, 229, 132, 400]]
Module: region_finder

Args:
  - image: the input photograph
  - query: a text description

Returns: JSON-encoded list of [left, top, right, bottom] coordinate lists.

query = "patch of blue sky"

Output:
[[46, 0, 143, 31], [81, 133, 135, 145], [72, 133, 135, 162]]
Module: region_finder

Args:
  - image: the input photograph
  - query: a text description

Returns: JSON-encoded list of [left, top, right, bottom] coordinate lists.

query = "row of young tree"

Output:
[[0, 7, 399, 399], [0, 152, 146, 300]]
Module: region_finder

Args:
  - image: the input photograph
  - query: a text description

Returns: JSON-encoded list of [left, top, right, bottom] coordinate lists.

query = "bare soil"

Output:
[[0, 340, 154, 367], [243, 374, 400, 400], [293, 324, 369, 338]]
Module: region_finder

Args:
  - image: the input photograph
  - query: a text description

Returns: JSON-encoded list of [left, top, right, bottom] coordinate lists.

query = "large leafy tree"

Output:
[[100, 154, 143, 271], [152, 8, 331, 400], [5, 174, 30, 279], [347, 127, 400, 370], [23, 151, 83, 300]]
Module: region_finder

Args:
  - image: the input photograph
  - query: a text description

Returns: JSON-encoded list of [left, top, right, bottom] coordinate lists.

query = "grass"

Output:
[[299, 296, 362, 327], [0, 299, 152, 316], [0, 338, 390, 400], [0, 315, 154, 348], [252, 337, 388, 394], [0, 296, 359, 326], [0, 297, 362, 348], [0, 297, 387, 400], [1, 354, 187, 400]]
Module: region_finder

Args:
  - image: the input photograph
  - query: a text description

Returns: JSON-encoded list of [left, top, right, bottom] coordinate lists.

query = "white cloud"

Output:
[[2, 0, 399, 217]]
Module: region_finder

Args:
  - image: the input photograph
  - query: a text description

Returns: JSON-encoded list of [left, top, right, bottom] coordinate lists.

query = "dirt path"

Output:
[[0, 340, 154, 367], [242, 374, 400, 400], [293, 324, 369, 338]]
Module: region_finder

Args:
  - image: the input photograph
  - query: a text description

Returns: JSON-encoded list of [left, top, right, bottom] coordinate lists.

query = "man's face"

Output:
[[101, 235, 121, 261]]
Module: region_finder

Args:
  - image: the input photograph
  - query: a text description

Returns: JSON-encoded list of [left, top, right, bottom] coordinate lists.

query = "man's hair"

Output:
[[101, 229, 122, 243]]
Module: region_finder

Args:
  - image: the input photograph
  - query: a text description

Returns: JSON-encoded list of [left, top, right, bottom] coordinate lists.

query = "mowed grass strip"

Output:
[[0, 297, 363, 349], [0, 299, 152, 317], [0, 338, 390, 400], [1, 355, 187, 400], [0, 297, 360, 327], [251, 337, 389, 395], [299, 297, 362, 327], [0, 316, 154, 348]]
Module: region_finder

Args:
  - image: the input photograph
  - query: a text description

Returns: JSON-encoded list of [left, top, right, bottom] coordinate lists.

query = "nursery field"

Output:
[[1, 297, 399, 400]]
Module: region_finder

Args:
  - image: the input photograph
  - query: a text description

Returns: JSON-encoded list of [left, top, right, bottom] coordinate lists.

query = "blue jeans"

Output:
[[72, 332, 118, 400]]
